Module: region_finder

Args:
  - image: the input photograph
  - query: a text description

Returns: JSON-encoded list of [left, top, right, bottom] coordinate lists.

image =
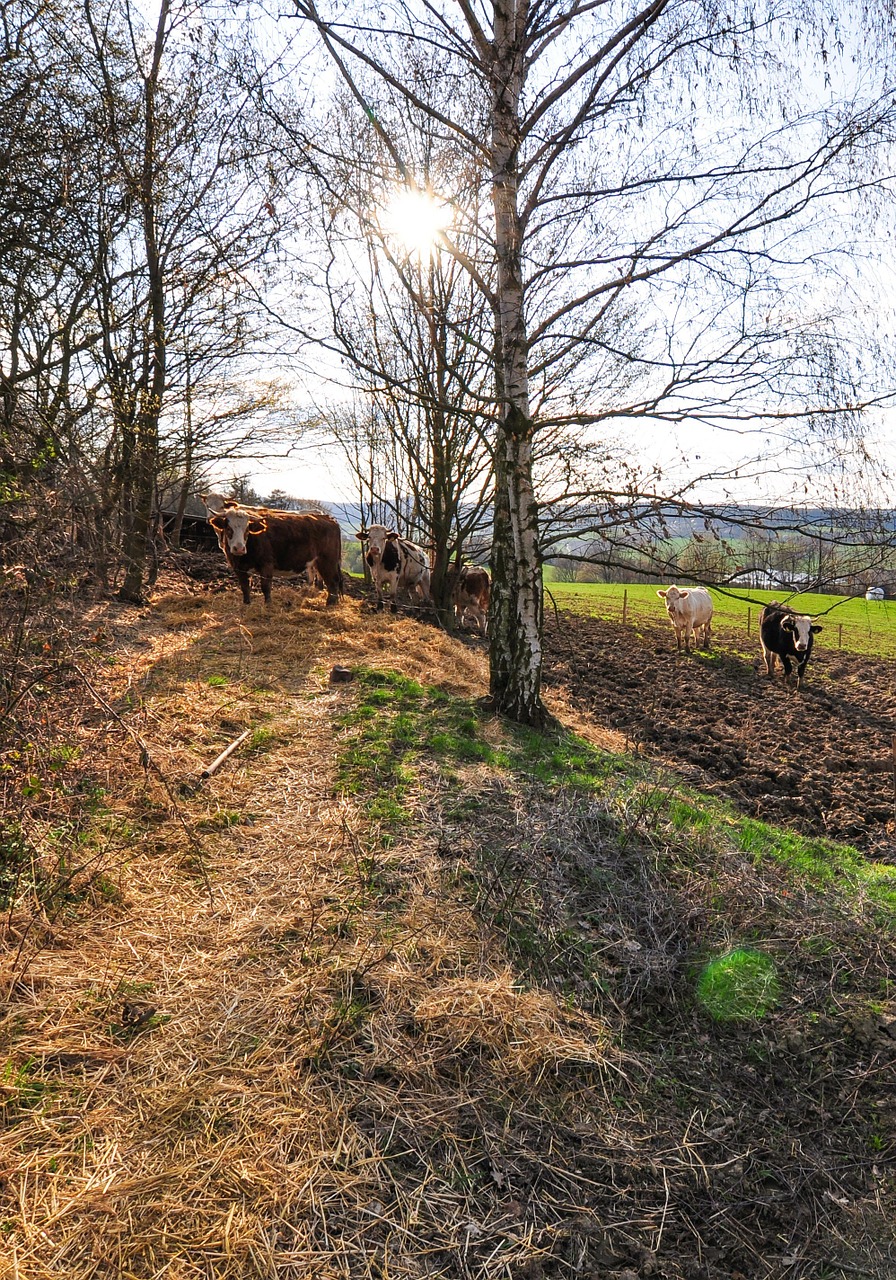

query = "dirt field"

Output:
[[544, 610, 896, 860]]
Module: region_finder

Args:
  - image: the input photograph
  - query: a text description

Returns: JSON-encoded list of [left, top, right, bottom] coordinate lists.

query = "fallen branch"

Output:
[[200, 729, 250, 780]]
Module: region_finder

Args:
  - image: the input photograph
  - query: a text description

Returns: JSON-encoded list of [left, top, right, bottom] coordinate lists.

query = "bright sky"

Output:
[[212, 2, 896, 512]]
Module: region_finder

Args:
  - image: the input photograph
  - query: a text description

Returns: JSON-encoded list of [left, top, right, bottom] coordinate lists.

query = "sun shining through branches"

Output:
[[381, 187, 452, 259]]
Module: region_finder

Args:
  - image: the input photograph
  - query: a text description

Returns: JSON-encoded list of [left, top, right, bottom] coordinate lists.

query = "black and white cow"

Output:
[[357, 525, 431, 611], [759, 602, 822, 690]]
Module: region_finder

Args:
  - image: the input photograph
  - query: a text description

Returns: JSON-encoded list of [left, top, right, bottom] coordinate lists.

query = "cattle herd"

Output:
[[658, 583, 823, 689], [199, 498, 823, 686], [200, 495, 491, 634]]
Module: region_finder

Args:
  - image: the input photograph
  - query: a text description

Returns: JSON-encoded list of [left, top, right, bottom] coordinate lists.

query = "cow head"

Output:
[[209, 509, 268, 555], [781, 614, 822, 652], [356, 524, 396, 562], [657, 585, 689, 614], [201, 492, 239, 516]]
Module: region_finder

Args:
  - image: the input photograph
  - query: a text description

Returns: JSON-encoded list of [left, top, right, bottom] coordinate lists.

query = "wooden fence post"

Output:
[[838, 623, 843, 649], [622, 589, 628, 625], [746, 607, 751, 635]]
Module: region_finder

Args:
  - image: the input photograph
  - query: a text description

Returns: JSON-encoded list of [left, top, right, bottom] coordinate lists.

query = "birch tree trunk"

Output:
[[487, 0, 544, 724]]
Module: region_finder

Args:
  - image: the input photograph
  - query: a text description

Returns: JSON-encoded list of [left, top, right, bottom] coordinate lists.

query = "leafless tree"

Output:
[[68, 0, 285, 598], [0, 0, 288, 590], [0, 0, 110, 498], [263, 82, 497, 615], [283, 0, 896, 722]]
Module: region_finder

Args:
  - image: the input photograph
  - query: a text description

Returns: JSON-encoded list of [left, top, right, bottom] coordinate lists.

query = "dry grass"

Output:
[[0, 588, 619, 1279], [2, 580, 894, 1280]]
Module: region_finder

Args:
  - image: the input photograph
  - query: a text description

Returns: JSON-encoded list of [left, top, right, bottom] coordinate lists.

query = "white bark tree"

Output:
[[284, 0, 896, 722]]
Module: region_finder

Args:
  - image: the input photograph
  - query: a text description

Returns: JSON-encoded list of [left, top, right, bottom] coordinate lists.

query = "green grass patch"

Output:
[[197, 809, 252, 830], [337, 670, 896, 924], [247, 725, 281, 752], [0, 1057, 51, 1115], [736, 817, 896, 916]]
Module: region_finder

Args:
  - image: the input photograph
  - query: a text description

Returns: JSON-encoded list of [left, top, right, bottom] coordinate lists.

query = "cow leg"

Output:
[[702, 620, 712, 649], [235, 570, 252, 605], [762, 647, 775, 677], [261, 575, 273, 606], [320, 571, 339, 604], [321, 563, 341, 606], [780, 654, 793, 683], [675, 628, 683, 651]]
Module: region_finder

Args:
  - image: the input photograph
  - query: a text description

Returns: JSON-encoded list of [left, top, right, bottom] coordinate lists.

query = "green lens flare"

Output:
[[697, 949, 780, 1021]]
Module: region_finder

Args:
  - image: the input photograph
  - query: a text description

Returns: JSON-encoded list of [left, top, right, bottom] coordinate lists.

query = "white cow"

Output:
[[357, 525, 431, 611], [656, 585, 713, 653]]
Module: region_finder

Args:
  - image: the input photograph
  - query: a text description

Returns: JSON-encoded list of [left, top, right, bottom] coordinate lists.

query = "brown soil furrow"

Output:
[[544, 611, 896, 859]]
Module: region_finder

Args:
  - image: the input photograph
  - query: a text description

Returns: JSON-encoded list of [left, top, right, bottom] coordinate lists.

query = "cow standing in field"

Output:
[[357, 525, 431, 611], [451, 565, 490, 635], [203, 497, 343, 605], [656, 585, 713, 652], [759, 602, 822, 690]]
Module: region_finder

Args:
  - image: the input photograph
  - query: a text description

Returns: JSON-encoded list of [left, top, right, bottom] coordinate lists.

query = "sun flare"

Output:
[[382, 188, 452, 257]]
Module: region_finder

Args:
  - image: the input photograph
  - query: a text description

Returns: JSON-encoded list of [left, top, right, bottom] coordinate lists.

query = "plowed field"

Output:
[[544, 610, 896, 859]]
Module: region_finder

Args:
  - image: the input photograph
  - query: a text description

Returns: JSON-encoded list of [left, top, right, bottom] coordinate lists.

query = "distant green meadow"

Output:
[[545, 581, 896, 659]]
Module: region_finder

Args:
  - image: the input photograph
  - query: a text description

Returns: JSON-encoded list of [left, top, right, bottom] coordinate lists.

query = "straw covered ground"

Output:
[[1, 575, 895, 1279]]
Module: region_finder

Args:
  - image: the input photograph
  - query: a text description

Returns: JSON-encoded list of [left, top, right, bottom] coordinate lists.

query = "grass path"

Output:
[[2, 589, 894, 1279], [3, 606, 365, 1274], [6, 594, 596, 1278]]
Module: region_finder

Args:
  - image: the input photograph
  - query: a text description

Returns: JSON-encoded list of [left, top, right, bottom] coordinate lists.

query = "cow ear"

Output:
[[355, 530, 367, 540], [247, 518, 267, 535], [656, 589, 667, 598], [811, 624, 822, 633], [678, 589, 689, 598], [386, 531, 399, 541], [209, 515, 226, 531], [781, 617, 795, 630]]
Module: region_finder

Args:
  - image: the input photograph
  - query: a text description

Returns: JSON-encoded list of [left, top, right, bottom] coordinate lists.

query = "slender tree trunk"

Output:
[[487, 0, 544, 724], [427, 290, 456, 623], [118, 0, 170, 603], [171, 361, 194, 549]]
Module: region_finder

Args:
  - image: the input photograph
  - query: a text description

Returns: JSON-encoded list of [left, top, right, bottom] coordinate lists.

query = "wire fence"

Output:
[[547, 585, 896, 660]]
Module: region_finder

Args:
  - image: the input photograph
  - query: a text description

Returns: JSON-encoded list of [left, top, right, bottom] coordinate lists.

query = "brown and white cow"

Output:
[[356, 525, 431, 611], [205, 500, 343, 605], [656, 584, 713, 652], [451, 564, 490, 635]]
